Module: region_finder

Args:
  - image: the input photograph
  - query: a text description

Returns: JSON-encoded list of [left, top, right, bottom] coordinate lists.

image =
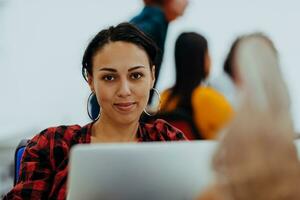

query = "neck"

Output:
[[92, 116, 139, 143]]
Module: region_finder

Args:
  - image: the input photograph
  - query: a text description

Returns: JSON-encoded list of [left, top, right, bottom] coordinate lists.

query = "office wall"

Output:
[[1, 0, 300, 145]]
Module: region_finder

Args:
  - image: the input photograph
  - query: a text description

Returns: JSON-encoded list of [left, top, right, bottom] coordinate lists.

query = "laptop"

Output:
[[67, 141, 218, 200]]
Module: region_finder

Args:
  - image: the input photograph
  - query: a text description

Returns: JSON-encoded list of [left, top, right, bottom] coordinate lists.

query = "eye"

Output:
[[102, 75, 115, 81], [130, 72, 143, 80]]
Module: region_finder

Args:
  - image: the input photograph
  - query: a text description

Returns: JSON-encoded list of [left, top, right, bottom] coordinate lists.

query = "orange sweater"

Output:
[[161, 86, 233, 139]]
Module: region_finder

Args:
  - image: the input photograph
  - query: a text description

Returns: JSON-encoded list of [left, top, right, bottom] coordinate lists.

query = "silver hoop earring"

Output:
[[87, 92, 100, 121], [144, 88, 161, 116]]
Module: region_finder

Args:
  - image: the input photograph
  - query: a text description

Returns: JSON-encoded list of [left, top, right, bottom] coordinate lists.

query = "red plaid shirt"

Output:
[[4, 119, 186, 200]]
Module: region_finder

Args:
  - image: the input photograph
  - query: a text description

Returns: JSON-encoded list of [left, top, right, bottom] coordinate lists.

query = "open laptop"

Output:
[[67, 141, 217, 200]]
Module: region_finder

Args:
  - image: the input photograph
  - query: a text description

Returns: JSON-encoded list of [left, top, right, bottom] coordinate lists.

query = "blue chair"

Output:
[[14, 139, 29, 185]]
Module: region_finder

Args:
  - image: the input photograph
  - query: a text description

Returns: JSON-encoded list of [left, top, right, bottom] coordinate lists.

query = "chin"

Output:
[[115, 114, 140, 125]]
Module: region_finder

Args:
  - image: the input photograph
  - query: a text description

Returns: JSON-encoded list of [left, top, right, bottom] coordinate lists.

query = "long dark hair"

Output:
[[168, 32, 208, 113]]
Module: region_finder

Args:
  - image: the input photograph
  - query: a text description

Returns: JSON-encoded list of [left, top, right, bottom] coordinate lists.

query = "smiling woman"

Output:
[[4, 22, 187, 200], [90, 41, 154, 129]]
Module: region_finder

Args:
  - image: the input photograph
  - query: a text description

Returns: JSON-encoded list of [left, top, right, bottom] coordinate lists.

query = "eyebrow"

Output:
[[98, 66, 146, 72], [98, 68, 117, 72], [128, 66, 146, 72]]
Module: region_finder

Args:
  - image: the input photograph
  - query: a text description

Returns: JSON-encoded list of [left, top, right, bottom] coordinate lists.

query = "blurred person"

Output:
[[131, 0, 189, 90], [210, 34, 277, 108], [89, 0, 189, 119], [209, 38, 242, 108], [4, 23, 187, 200], [217, 33, 280, 108], [222, 38, 241, 84], [159, 32, 233, 139], [197, 33, 300, 200]]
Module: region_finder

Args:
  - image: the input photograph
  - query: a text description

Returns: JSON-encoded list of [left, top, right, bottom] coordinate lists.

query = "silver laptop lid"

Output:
[[67, 141, 217, 200]]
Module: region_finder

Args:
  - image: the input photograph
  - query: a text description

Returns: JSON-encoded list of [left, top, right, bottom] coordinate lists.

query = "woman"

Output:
[[4, 23, 186, 200], [89, 0, 189, 119], [160, 32, 233, 139], [197, 33, 300, 200]]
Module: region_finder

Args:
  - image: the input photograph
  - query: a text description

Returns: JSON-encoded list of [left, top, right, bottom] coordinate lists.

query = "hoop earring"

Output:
[[144, 88, 161, 116], [87, 92, 100, 121]]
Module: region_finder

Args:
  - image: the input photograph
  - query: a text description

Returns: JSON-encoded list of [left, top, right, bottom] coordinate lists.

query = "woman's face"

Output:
[[88, 41, 155, 125]]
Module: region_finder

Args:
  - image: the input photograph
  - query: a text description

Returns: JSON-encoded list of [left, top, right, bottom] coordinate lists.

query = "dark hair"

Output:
[[224, 32, 277, 82], [223, 37, 241, 80], [168, 32, 208, 113], [82, 22, 158, 82]]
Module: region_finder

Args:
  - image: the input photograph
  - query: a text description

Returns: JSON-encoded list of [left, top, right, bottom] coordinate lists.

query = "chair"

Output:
[[141, 109, 202, 140], [14, 139, 29, 185]]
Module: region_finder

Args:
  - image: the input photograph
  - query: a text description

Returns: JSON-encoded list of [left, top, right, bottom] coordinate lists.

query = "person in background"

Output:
[[160, 32, 233, 139], [197, 33, 300, 200], [131, 0, 189, 90], [209, 38, 242, 108], [89, 0, 189, 119], [222, 38, 241, 84], [4, 23, 187, 200]]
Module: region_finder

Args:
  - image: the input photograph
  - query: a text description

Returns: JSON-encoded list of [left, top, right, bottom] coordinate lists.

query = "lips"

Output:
[[113, 102, 137, 112]]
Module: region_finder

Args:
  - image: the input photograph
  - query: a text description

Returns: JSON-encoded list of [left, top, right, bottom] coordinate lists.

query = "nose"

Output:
[[117, 79, 131, 97]]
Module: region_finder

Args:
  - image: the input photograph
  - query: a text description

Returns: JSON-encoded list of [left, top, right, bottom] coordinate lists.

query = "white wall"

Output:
[[1, 0, 300, 145]]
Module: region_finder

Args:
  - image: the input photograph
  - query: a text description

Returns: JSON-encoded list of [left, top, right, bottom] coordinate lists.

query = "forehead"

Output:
[[92, 41, 150, 70]]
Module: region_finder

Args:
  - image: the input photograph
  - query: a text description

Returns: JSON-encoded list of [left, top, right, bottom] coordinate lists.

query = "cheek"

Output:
[[94, 84, 112, 107], [135, 83, 151, 103]]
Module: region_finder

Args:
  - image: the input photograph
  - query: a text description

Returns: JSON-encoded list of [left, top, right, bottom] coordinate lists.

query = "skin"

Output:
[[87, 41, 155, 143], [163, 0, 189, 21], [144, 0, 189, 21], [204, 51, 211, 78]]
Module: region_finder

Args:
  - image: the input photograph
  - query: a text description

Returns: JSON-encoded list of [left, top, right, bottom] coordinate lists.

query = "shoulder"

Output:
[[25, 124, 90, 168], [192, 86, 223, 97], [27, 125, 88, 155], [29, 124, 83, 145], [26, 124, 84, 152], [130, 6, 168, 35], [192, 86, 232, 105], [130, 6, 166, 23], [140, 119, 187, 141], [192, 87, 233, 119]]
